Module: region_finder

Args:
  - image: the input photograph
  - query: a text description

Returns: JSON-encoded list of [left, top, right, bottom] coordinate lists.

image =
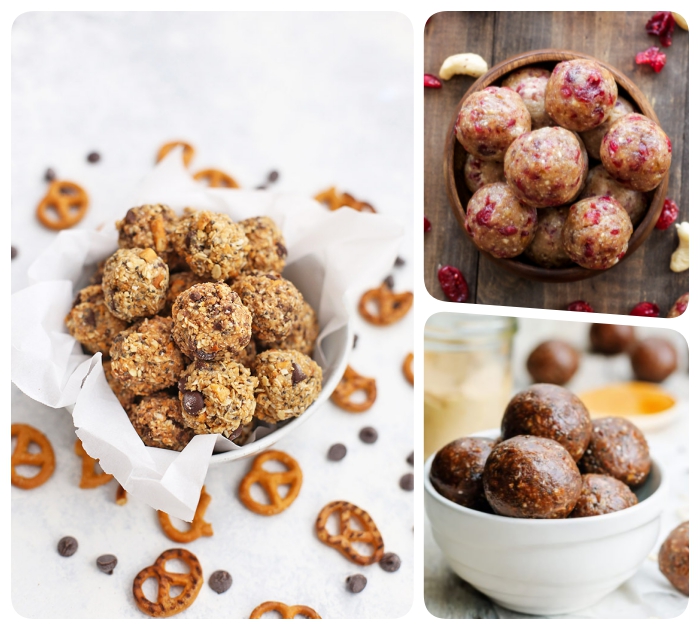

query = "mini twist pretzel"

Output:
[[315, 500, 384, 566], [194, 168, 239, 188], [36, 180, 89, 230], [156, 141, 195, 167], [157, 486, 213, 543], [239, 450, 303, 516], [314, 186, 376, 213], [11, 424, 56, 489], [132, 548, 203, 618], [116, 484, 128, 505], [402, 352, 414, 386], [74, 439, 113, 489], [249, 601, 321, 619], [358, 283, 413, 326], [331, 365, 377, 413]]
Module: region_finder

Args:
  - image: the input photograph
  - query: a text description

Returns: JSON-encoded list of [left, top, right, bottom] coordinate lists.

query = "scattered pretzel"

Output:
[[116, 484, 128, 505], [11, 424, 56, 489], [402, 352, 414, 386], [157, 486, 213, 542], [314, 186, 376, 213], [194, 168, 239, 188], [315, 500, 384, 566], [74, 439, 113, 489], [156, 141, 195, 167], [36, 180, 89, 230], [239, 451, 303, 516], [358, 283, 413, 326], [249, 601, 321, 619], [132, 548, 203, 618], [331, 365, 377, 412]]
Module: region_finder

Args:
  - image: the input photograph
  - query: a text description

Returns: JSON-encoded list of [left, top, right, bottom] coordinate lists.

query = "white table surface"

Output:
[[11, 12, 414, 619]]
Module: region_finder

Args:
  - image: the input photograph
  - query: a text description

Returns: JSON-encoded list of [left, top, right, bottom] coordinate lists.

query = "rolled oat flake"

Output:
[[57, 536, 78, 557], [96, 554, 118, 574]]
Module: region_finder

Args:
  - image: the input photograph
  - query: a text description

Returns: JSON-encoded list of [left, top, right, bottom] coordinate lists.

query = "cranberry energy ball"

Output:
[[589, 323, 635, 355], [569, 473, 638, 518], [523, 207, 572, 269], [465, 182, 537, 258], [579, 165, 647, 226], [630, 338, 678, 383], [526, 341, 579, 386], [463, 154, 505, 194], [580, 95, 635, 160], [545, 59, 617, 132], [455, 86, 531, 161], [501, 67, 553, 129], [658, 521, 690, 596], [65, 285, 128, 355]]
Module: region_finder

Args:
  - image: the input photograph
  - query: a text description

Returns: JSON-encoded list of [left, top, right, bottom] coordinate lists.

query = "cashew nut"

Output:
[[670, 222, 689, 272], [439, 53, 489, 80], [672, 13, 688, 31]]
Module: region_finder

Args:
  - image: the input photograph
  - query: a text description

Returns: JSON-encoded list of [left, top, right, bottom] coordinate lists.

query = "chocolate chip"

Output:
[[189, 290, 202, 302], [44, 168, 56, 182], [11, 246, 18, 259], [406, 451, 414, 466], [229, 425, 243, 440], [87, 151, 101, 163], [353, 334, 359, 349], [96, 554, 117, 574], [84, 309, 96, 329], [291, 362, 308, 384], [177, 377, 188, 393], [265, 273, 278, 280], [394, 256, 406, 267], [182, 391, 204, 415], [346, 574, 367, 593], [276, 242, 288, 258], [195, 349, 216, 361], [124, 209, 137, 224], [359, 427, 378, 444], [213, 321, 223, 331], [383, 275, 395, 290], [209, 570, 233, 594], [379, 552, 401, 572], [57, 536, 78, 557], [268, 170, 279, 183], [399, 473, 414, 491], [328, 443, 347, 461]]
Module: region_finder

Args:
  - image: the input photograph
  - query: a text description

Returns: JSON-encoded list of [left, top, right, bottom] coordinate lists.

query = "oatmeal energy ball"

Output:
[[523, 207, 572, 269], [580, 164, 647, 226], [102, 247, 169, 321], [580, 95, 635, 160], [257, 300, 319, 356], [240, 216, 287, 273], [501, 67, 553, 129], [253, 350, 323, 423], [129, 393, 195, 452], [463, 154, 506, 194], [115, 204, 178, 262], [163, 271, 209, 314], [65, 285, 128, 355], [172, 282, 252, 361]]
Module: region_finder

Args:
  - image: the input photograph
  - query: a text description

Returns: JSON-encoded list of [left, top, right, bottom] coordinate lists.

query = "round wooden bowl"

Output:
[[443, 49, 669, 283]]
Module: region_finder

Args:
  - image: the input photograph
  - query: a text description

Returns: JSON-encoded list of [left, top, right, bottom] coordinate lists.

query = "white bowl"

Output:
[[424, 431, 668, 616]]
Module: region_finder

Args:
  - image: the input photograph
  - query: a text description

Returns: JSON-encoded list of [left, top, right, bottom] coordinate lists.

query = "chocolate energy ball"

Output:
[[65, 285, 128, 355], [545, 59, 618, 132], [162, 271, 210, 314], [667, 293, 689, 318], [252, 350, 323, 423], [501, 383, 591, 462], [580, 96, 635, 160], [257, 300, 319, 356], [463, 153, 505, 194], [589, 323, 636, 355], [630, 338, 678, 383], [526, 340, 580, 386], [600, 114, 672, 192], [579, 165, 647, 226], [102, 248, 169, 321], [110, 316, 186, 396], [504, 127, 588, 208], [464, 182, 537, 258], [115, 204, 178, 265], [579, 417, 651, 488], [483, 435, 582, 519], [658, 521, 689, 596], [455, 86, 531, 161], [172, 282, 252, 361], [239, 216, 287, 274], [569, 473, 638, 518], [129, 392, 195, 451], [501, 67, 553, 129], [562, 196, 633, 270], [429, 437, 495, 512], [523, 207, 572, 269]]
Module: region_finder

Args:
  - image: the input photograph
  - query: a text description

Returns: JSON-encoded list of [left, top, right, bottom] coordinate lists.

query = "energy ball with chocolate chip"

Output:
[[589, 323, 635, 355], [580, 96, 634, 160], [239, 216, 287, 273], [501, 67, 553, 130], [463, 153, 506, 194], [523, 207, 572, 269], [569, 473, 638, 518], [579, 417, 651, 488], [231, 271, 304, 342], [429, 437, 495, 512], [667, 293, 689, 318], [102, 248, 169, 321], [129, 392, 195, 451], [658, 521, 689, 596], [253, 350, 323, 423], [172, 283, 252, 361], [115, 204, 178, 264], [65, 285, 128, 354], [162, 271, 209, 315], [526, 340, 579, 386], [483, 435, 582, 519], [630, 338, 678, 383], [579, 165, 647, 227], [110, 316, 185, 396], [501, 384, 591, 462], [257, 300, 320, 356], [178, 359, 257, 438]]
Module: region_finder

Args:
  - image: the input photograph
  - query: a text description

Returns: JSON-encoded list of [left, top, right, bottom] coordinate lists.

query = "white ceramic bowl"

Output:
[[424, 431, 668, 616]]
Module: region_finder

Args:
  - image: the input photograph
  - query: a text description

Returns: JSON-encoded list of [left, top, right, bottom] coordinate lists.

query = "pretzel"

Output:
[[36, 180, 89, 230], [315, 500, 384, 566], [194, 168, 239, 188], [314, 186, 376, 213], [249, 601, 321, 619], [156, 141, 195, 167], [132, 548, 203, 617], [11, 424, 56, 489], [402, 352, 414, 386], [330, 365, 377, 412], [74, 439, 113, 489], [239, 450, 302, 516], [157, 486, 213, 542], [116, 484, 128, 505], [358, 283, 413, 326]]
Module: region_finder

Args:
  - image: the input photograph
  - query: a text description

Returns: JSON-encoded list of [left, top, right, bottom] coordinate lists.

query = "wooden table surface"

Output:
[[423, 12, 689, 314]]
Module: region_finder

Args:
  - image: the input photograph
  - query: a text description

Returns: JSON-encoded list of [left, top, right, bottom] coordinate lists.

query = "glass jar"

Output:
[[424, 313, 516, 460]]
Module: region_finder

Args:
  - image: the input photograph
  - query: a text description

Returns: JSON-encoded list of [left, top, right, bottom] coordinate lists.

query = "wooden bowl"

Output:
[[443, 50, 669, 283]]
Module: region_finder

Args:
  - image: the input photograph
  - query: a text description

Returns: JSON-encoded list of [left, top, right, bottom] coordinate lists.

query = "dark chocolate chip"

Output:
[[379, 552, 401, 572], [328, 443, 347, 461], [177, 377, 188, 393], [399, 473, 414, 491], [406, 451, 414, 466], [229, 426, 243, 440], [268, 170, 279, 183], [209, 570, 233, 594], [189, 290, 202, 302], [383, 275, 395, 290], [291, 362, 308, 384], [11, 246, 18, 259], [124, 209, 137, 224], [394, 256, 406, 267], [44, 168, 56, 182], [96, 554, 117, 574], [84, 309, 96, 329], [276, 242, 288, 258], [346, 574, 367, 593], [87, 151, 101, 163], [213, 321, 223, 332], [57, 536, 78, 557], [195, 349, 217, 361], [182, 391, 204, 415], [353, 334, 359, 349], [265, 273, 278, 280], [359, 427, 378, 444]]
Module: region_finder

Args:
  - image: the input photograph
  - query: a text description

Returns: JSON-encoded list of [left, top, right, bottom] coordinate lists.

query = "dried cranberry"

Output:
[[630, 302, 660, 317], [646, 11, 675, 47], [635, 47, 667, 73], [424, 74, 442, 89], [655, 198, 679, 230], [437, 265, 469, 303], [566, 301, 594, 313], [424, 216, 432, 232]]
